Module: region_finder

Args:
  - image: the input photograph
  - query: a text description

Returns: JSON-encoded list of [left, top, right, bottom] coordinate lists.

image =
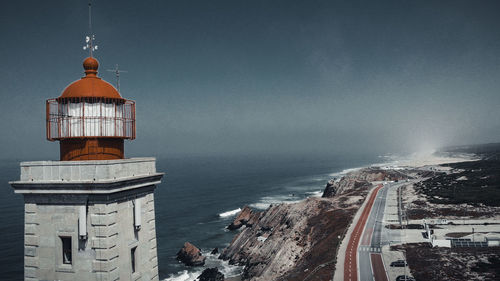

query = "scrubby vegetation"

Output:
[[394, 243, 500, 281], [415, 159, 500, 206], [415, 143, 500, 207]]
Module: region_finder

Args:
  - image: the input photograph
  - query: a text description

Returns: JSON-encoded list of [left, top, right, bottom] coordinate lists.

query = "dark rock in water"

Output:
[[198, 267, 224, 281], [176, 242, 205, 266], [227, 206, 260, 230], [211, 247, 219, 255]]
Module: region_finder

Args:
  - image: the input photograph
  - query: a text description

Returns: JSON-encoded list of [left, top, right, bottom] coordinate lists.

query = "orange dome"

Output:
[[59, 57, 123, 100]]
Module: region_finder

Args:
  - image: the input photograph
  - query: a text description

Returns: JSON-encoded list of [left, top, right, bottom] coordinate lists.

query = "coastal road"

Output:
[[357, 181, 409, 281], [343, 184, 384, 281], [358, 183, 390, 281]]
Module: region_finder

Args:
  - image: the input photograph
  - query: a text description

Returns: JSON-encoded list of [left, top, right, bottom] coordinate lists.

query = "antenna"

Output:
[[82, 1, 98, 57], [107, 64, 128, 92]]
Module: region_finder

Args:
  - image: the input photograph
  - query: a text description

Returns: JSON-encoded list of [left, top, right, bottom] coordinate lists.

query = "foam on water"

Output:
[[163, 270, 200, 281], [305, 190, 323, 197], [250, 195, 303, 210], [163, 253, 243, 281], [247, 156, 410, 211], [328, 166, 364, 178], [247, 171, 338, 210], [218, 208, 242, 218], [326, 154, 414, 177]]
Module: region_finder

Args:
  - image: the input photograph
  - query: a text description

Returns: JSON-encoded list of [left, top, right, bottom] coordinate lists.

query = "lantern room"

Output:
[[47, 57, 136, 161]]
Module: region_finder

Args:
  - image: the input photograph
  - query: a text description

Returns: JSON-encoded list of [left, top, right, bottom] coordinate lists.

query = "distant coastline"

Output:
[[159, 153, 381, 280], [216, 148, 493, 281]]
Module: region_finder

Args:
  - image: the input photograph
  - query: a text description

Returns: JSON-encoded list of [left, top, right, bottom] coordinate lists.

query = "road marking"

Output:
[[370, 253, 389, 281], [343, 184, 384, 281]]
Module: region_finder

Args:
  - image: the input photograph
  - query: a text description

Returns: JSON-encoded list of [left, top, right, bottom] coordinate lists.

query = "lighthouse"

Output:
[[46, 56, 135, 161], [9, 13, 164, 280]]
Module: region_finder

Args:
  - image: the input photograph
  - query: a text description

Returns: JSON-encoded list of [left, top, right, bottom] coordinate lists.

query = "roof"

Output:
[[58, 57, 123, 100]]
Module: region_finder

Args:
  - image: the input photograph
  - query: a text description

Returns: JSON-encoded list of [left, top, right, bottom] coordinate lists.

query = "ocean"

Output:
[[0, 153, 381, 280]]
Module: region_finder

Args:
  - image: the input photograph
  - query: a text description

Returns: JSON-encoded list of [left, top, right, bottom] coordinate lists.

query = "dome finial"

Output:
[[83, 57, 99, 76]]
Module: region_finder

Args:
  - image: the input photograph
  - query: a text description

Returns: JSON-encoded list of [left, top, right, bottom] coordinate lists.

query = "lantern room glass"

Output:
[[47, 98, 135, 140]]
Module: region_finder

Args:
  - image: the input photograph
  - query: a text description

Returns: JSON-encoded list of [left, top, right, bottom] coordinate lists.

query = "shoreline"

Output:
[[219, 152, 479, 281], [165, 152, 479, 281]]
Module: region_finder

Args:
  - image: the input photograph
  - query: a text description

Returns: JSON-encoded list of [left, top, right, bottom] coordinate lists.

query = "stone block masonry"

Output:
[[10, 158, 164, 281]]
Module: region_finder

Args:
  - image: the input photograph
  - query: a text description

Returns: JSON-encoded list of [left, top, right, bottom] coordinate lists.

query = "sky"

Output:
[[1, 0, 500, 160]]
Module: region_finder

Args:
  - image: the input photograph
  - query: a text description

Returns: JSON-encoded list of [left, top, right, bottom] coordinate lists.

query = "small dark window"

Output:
[[61, 237, 72, 264], [131, 246, 137, 273]]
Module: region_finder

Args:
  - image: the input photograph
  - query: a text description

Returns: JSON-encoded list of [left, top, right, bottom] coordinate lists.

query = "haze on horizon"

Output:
[[1, 0, 500, 160]]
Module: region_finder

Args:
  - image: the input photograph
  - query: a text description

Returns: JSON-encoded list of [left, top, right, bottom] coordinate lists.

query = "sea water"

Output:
[[0, 153, 381, 280]]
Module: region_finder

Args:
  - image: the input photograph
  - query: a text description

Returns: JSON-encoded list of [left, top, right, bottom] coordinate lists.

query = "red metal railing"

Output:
[[46, 98, 135, 141]]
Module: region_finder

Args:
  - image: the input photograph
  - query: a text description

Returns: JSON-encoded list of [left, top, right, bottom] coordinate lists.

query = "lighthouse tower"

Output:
[[10, 45, 163, 281]]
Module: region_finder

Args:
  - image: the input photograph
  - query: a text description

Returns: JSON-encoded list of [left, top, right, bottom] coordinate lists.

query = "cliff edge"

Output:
[[221, 168, 406, 280]]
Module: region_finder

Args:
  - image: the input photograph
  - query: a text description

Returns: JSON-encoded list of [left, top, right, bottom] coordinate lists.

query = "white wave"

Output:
[[305, 190, 323, 197], [250, 202, 273, 210], [163, 269, 202, 281], [250, 195, 303, 210], [249, 177, 330, 210], [218, 208, 241, 218], [311, 176, 328, 182], [204, 252, 244, 277], [328, 166, 364, 178], [327, 156, 409, 177]]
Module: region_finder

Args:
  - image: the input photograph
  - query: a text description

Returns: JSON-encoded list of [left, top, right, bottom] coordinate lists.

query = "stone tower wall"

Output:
[[11, 158, 163, 281]]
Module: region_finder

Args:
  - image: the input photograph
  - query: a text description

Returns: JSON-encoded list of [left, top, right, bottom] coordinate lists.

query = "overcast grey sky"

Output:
[[1, 0, 500, 160]]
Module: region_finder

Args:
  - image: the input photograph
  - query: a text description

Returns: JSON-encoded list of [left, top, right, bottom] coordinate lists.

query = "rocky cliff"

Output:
[[220, 168, 394, 280]]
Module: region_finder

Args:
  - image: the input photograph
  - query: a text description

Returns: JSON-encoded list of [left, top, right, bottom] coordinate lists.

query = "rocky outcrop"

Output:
[[220, 193, 368, 280], [322, 178, 370, 198], [198, 268, 224, 281], [211, 248, 219, 255], [176, 242, 205, 266], [322, 168, 408, 198], [220, 167, 401, 280], [322, 179, 338, 197], [228, 206, 260, 230]]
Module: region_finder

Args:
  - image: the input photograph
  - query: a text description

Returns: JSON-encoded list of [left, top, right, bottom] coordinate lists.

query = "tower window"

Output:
[[61, 237, 72, 264], [131, 246, 137, 273]]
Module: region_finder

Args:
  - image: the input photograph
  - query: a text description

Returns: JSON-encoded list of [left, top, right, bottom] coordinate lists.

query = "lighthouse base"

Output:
[[10, 158, 163, 281]]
